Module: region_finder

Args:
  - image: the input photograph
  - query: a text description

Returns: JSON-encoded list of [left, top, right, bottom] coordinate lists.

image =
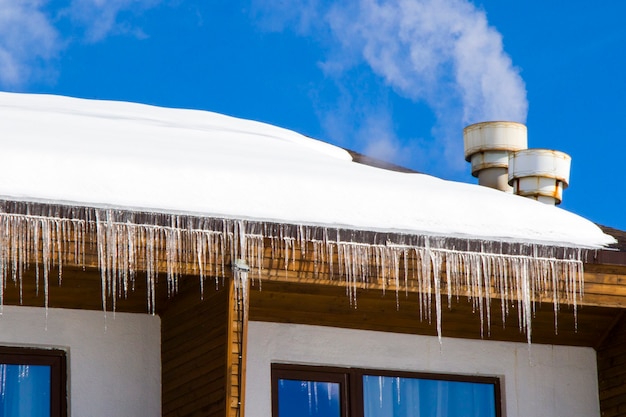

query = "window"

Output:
[[272, 365, 350, 417], [0, 346, 67, 417], [272, 364, 501, 417]]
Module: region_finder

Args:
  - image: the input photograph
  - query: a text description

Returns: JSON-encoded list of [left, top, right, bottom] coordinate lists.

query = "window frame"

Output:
[[272, 364, 351, 417], [272, 363, 502, 417], [0, 346, 68, 417]]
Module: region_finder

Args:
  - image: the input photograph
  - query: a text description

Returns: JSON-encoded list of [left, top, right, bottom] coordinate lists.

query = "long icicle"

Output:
[[0, 205, 588, 343]]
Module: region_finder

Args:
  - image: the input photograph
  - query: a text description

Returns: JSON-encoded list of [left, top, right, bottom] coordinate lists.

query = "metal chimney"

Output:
[[463, 121, 528, 192], [508, 149, 571, 205]]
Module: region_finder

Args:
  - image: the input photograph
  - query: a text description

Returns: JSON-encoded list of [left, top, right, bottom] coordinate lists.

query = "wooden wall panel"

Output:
[[161, 277, 230, 417], [249, 281, 622, 347], [598, 312, 626, 417], [226, 282, 247, 417]]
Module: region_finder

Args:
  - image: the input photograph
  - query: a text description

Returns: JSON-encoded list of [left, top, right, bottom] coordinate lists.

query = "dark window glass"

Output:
[[272, 365, 349, 417], [272, 364, 501, 417], [362, 375, 497, 417], [277, 379, 341, 417], [0, 347, 67, 417], [1, 364, 52, 416]]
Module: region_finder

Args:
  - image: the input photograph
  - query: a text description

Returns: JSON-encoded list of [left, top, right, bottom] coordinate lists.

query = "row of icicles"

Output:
[[0, 207, 585, 343]]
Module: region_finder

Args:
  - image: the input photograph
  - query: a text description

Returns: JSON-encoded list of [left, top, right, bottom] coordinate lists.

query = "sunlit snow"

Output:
[[0, 92, 616, 341], [0, 92, 615, 248]]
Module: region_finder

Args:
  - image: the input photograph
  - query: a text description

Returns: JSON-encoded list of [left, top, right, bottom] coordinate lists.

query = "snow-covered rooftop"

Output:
[[0, 92, 615, 248]]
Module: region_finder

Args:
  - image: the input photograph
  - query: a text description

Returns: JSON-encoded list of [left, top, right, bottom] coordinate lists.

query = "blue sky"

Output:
[[2, 0, 625, 230]]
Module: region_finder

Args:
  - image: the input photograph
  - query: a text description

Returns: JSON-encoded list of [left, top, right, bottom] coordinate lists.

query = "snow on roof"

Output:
[[0, 92, 615, 248]]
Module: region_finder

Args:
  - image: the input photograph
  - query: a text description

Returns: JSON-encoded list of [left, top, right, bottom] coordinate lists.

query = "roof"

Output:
[[0, 92, 615, 249], [599, 225, 626, 252]]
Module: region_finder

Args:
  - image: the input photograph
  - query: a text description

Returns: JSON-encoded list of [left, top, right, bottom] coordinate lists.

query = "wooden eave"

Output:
[[583, 225, 626, 309], [2, 230, 626, 349]]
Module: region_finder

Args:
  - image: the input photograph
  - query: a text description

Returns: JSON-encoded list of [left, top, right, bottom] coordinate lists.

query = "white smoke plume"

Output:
[[254, 0, 527, 174], [326, 0, 527, 124], [0, 0, 159, 88], [0, 0, 60, 88], [64, 0, 161, 42]]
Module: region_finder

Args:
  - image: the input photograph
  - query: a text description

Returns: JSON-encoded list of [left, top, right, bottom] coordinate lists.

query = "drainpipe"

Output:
[[232, 259, 250, 417]]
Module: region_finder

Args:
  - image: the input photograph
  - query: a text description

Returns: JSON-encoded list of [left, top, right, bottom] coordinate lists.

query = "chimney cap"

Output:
[[463, 121, 528, 162], [508, 149, 571, 186], [508, 149, 571, 205]]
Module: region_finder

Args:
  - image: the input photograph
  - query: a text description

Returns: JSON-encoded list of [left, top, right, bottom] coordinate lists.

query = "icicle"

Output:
[[0, 201, 589, 345], [41, 219, 50, 312], [196, 232, 206, 299], [145, 227, 156, 315], [396, 376, 401, 406], [307, 381, 313, 416], [232, 258, 250, 321], [430, 250, 443, 343], [94, 210, 108, 317]]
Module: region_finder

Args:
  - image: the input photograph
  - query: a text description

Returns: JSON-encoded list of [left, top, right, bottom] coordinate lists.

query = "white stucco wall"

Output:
[[0, 306, 161, 417], [246, 321, 600, 417]]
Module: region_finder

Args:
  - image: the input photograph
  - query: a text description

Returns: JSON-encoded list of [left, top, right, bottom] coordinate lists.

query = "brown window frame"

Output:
[[272, 364, 351, 417], [272, 363, 502, 417], [0, 346, 68, 417]]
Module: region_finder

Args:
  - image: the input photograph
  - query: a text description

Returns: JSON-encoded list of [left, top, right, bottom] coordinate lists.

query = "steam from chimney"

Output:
[[325, 0, 528, 124], [253, 0, 528, 173]]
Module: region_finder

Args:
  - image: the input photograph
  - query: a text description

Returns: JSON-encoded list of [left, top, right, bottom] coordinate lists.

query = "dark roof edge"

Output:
[[344, 148, 626, 266], [598, 225, 626, 251], [585, 225, 626, 266], [346, 149, 421, 174]]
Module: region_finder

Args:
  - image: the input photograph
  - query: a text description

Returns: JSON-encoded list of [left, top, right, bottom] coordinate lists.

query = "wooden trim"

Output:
[[349, 367, 363, 417], [240, 282, 249, 417], [589, 250, 626, 267], [583, 271, 626, 308], [596, 310, 626, 417], [595, 310, 626, 350], [161, 279, 230, 417], [227, 273, 250, 417], [226, 278, 237, 417]]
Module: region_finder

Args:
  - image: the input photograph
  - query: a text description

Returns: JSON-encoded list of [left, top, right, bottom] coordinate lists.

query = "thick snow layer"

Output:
[[0, 92, 615, 248]]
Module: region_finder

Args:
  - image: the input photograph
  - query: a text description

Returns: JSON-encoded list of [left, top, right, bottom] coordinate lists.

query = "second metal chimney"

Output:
[[508, 149, 571, 205]]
